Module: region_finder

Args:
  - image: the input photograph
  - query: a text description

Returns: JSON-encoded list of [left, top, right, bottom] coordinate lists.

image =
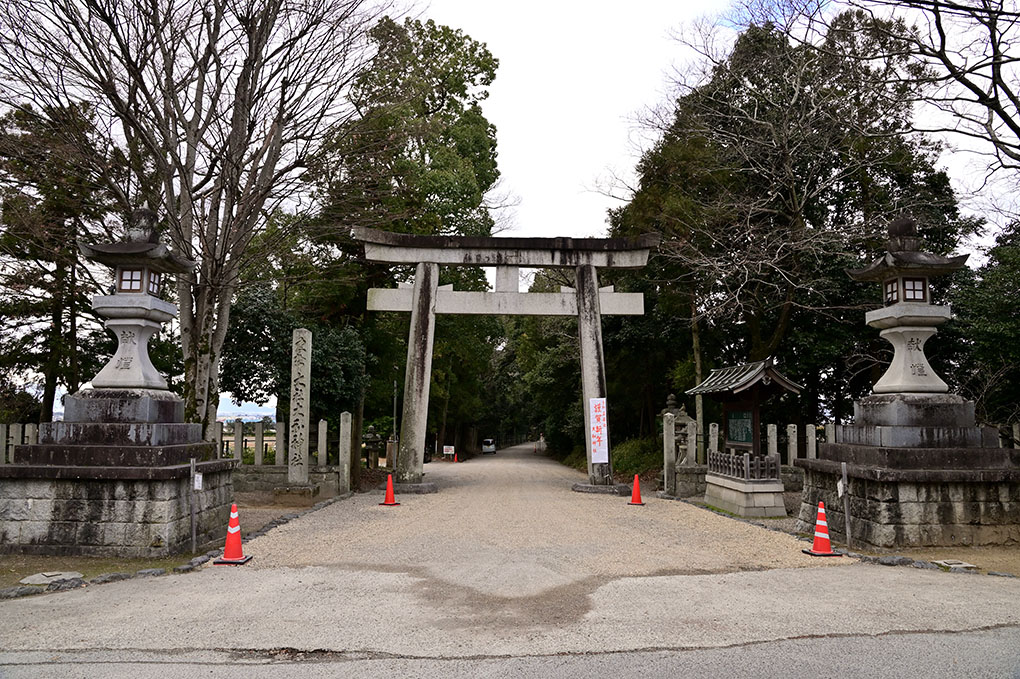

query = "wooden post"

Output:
[[842, 462, 852, 549], [234, 418, 243, 461], [339, 411, 352, 493], [708, 423, 719, 454], [0, 423, 7, 465], [254, 422, 264, 466], [806, 425, 817, 459], [767, 424, 778, 457], [317, 419, 327, 467], [663, 413, 676, 496], [786, 424, 797, 465], [274, 421, 284, 465], [685, 421, 697, 467], [189, 458, 197, 554]]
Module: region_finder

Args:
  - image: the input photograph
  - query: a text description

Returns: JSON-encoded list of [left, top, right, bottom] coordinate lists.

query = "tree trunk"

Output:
[[181, 277, 236, 439], [67, 254, 79, 395], [40, 260, 66, 423]]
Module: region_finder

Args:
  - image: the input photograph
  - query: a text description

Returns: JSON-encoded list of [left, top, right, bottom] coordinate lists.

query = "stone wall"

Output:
[[0, 470, 233, 557], [233, 465, 348, 497], [798, 468, 1020, 548], [668, 465, 803, 498]]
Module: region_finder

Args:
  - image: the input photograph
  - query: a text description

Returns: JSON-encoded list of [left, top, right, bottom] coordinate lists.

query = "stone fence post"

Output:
[[339, 411, 352, 493], [234, 418, 243, 460], [709, 423, 719, 454], [274, 421, 285, 465], [214, 422, 223, 458], [10, 423, 23, 462], [787, 424, 797, 464], [317, 420, 327, 466], [806, 425, 817, 459], [684, 421, 697, 466], [25, 423, 38, 445], [767, 424, 778, 458], [663, 413, 676, 496], [0, 423, 7, 464], [254, 422, 264, 466], [824, 423, 835, 443]]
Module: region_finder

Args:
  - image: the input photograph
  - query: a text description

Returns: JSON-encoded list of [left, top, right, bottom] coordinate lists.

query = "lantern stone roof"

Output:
[[686, 358, 802, 396], [78, 206, 195, 274], [78, 241, 196, 274], [846, 215, 968, 282], [847, 250, 968, 282]]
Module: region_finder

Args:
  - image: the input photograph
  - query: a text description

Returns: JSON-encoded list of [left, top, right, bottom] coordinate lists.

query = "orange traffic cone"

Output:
[[454, 451, 459, 463], [214, 503, 252, 565], [380, 473, 400, 506], [802, 501, 842, 557], [628, 474, 645, 506]]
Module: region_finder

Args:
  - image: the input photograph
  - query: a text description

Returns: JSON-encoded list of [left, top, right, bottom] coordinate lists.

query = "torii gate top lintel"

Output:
[[354, 226, 659, 269]]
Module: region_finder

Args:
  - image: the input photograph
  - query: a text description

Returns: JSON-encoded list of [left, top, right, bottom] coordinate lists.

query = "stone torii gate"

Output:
[[355, 227, 657, 492]]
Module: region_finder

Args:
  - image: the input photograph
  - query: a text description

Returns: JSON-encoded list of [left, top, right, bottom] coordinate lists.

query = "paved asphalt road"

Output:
[[1, 444, 1019, 677]]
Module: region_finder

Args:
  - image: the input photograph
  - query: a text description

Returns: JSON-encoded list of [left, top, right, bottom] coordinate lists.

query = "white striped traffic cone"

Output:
[[214, 503, 252, 564], [802, 501, 842, 557]]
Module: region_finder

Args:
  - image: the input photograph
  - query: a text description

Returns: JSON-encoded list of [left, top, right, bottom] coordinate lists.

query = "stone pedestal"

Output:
[[796, 394, 1020, 549], [0, 388, 235, 557], [704, 474, 787, 518]]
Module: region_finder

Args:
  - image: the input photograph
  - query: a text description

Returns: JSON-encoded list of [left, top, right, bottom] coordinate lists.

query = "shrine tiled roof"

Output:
[[686, 359, 802, 396]]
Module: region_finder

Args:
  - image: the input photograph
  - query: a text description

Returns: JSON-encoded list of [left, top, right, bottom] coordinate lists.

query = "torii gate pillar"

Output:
[[355, 227, 658, 492], [576, 264, 611, 485], [397, 262, 439, 485]]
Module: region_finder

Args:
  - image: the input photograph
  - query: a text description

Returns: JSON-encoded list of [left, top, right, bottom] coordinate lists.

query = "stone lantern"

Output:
[[0, 206, 235, 559], [847, 216, 968, 394], [78, 206, 193, 390], [795, 214, 1020, 551]]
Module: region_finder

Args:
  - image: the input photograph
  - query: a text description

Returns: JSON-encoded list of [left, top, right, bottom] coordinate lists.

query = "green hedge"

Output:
[[553, 437, 661, 476]]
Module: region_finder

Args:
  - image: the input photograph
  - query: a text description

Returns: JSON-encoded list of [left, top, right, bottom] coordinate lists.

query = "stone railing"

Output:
[[213, 418, 363, 467], [708, 450, 780, 481], [0, 423, 38, 464]]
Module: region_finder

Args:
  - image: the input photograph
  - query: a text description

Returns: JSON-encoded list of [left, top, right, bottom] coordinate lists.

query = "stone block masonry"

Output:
[[798, 467, 1020, 549], [0, 469, 233, 557]]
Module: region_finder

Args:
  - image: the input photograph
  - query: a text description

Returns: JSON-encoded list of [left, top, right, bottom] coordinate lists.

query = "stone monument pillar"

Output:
[[288, 328, 312, 484], [796, 216, 1020, 548], [0, 207, 235, 557]]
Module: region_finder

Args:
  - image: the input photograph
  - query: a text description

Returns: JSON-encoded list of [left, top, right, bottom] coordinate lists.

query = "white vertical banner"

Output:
[[589, 397, 609, 464]]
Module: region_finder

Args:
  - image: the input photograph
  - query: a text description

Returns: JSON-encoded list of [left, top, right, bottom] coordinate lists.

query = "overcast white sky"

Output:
[[420, 0, 731, 239]]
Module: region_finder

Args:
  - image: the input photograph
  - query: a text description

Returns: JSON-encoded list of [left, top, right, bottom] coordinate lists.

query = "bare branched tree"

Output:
[[854, 0, 1020, 176], [0, 0, 385, 433]]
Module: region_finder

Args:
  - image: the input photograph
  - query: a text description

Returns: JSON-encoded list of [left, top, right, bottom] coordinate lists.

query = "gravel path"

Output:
[[244, 443, 845, 601]]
